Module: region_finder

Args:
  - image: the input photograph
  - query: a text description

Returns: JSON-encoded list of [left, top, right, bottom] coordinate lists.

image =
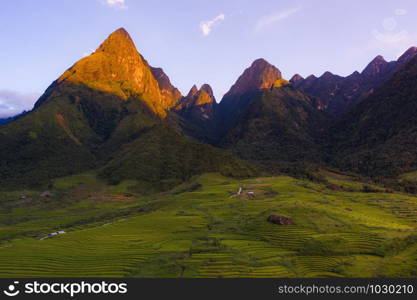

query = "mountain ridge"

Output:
[[329, 54, 417, 176], [0, 28, 257, 188]]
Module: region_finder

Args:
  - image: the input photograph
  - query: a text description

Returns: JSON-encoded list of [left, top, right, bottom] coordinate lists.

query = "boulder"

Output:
[[40, 191, 52, 198], [267, 215, 294, 225]]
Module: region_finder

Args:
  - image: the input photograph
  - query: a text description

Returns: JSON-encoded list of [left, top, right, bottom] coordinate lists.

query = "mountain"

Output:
[[211, 59, 327, 167], [220, 83, 327, 165], [170, 84, 218, 144], [0, 28, 255, 188], [292, 47, 417, 115], [175, 84, 217, 120], [0, 28, 160, 186], [397, 46, 417, 63], [35, 28, 173, 117], [224, 58, 282, 97], [150, 67, 182, 109], [0, 118, 11, 125], [289, 74, 304, 85], [219, 58, 282, 112], [215, 59, 283, 140], [2, 27, 416, 187], [329, 54, 417, 177]]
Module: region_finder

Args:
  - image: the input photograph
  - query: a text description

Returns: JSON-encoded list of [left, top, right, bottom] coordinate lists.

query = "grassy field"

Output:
[[0, 172, 416, 277]]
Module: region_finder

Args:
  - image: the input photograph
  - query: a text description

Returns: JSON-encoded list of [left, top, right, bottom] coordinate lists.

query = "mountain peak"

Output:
[[195, 84, 215, 105], [345, 70, 361, 80], [290, 74, 304, 83], [113, 27, 129, 35], [251, 58, 271, 67], [398, 46, 417, 63], [321, 71, 334, 78], [175, 84, 216, 120], [96, 27, 136, 56], [374, 55, 386, 62], [187, 85, 199, 98], [107, 27, 131, 40], [361, 55, 389, 77], [185, 84, 216, 105], [150, 67, 182, 108], [200, 84, 214, 97], [305, 74, 317, 81], [223, 58, 282, 97]]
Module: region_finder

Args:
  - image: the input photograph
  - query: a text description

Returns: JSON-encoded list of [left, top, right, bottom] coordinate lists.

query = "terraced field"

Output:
[[0, 172, 416, 277]]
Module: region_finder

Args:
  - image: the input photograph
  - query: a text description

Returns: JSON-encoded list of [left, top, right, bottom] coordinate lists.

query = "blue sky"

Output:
[[1, 0, 417, 117]]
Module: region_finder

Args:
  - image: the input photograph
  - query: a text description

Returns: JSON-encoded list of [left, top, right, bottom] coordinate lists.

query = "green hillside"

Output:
[[99, 124, 257, 191], [330, 55, 417, 177], [221, 86, 328, 164], [0, 82, 160, 188], [0, 172, 415, 278]]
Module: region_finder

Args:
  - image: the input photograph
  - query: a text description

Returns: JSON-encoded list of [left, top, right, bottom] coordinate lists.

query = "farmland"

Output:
[[0, 172, 416, 277]]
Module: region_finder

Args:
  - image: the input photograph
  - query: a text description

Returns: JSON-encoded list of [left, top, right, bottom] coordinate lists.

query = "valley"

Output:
[[0, 171, 416, 277]]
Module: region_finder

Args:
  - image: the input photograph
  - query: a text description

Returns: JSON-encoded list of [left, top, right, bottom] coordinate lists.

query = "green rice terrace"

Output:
[[0, 172, 416, 278]]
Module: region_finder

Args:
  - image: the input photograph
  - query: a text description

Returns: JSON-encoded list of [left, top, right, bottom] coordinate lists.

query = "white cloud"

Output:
[[199, 14, 225, 36], [105, 0, 127, 9], [255, 7, 301, 32], [0, 90, 40, 118]]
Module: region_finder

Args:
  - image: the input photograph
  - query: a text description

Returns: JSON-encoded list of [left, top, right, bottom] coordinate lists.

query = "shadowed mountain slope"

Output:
[[292, 47, 417, 115], [220, 85, 327, 164], [329, 54, 417, 177], [215, 59, 283, 141], [172, 84, 218, 143]]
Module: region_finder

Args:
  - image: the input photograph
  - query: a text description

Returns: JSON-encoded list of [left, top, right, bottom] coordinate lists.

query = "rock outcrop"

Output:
[[267, 215, 294, 225], [175, 84, 217, 120]]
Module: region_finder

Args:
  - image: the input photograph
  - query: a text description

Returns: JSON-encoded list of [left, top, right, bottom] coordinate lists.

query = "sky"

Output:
[[1, 0, 417, 117]]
